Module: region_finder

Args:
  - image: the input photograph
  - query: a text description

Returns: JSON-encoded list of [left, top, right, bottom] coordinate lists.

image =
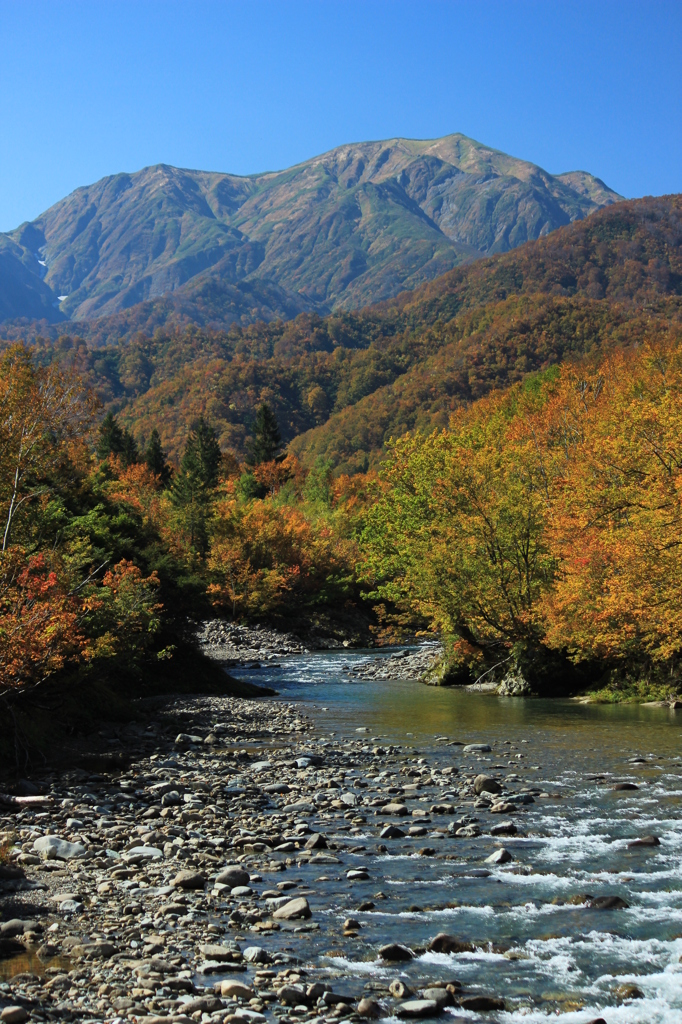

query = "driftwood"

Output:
[[0, 792, 52, 810]]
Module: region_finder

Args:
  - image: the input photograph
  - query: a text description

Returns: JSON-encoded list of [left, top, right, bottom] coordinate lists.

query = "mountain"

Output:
[[16, 194, 679, 469], [1, 134, 621, 328]]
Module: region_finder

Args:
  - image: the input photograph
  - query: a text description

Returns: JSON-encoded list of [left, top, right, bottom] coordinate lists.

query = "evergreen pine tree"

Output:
[[192, 417, 222, 487], [249, 402, 281, 464], [171, 418, 222, 555], [121, 429, 139, 467], [97, 412, 139, 467], [97, 412, 124, 461], [145, 428, 172, 486]]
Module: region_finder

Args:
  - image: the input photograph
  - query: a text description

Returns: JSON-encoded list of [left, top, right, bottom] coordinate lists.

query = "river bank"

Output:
[[2, 649, 682, 1024]]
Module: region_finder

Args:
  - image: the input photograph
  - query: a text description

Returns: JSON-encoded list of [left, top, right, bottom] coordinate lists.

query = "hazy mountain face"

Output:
[[0, 134, 621, 324]]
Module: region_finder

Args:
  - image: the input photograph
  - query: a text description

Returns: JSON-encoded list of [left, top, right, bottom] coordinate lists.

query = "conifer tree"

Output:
[[145, 428, 172, 487], [97, 412, 139, 467], [249, 403, 281, 465], [171, 418, 221, 555], [96, 412, 124, 461], [121, 429, 139, 467]]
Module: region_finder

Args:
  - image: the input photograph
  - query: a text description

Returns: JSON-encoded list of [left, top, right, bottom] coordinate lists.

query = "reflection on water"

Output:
[[244, 647, 682, 760], [0, 948, 71, 981]]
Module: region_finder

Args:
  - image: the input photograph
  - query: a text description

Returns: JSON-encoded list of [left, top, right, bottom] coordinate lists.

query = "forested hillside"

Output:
[[2, 194, 681, 698], [10, 193, 680, 468], [5, 323, 682, 702], [0, 134, 620, 329]]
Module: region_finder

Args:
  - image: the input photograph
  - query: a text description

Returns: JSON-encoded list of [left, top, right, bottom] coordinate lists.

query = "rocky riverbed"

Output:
[[1, 676, 679, 1024], [197, 623, 309, 667], [0, 693, 556, 1024], [342, 647, 442, 683]]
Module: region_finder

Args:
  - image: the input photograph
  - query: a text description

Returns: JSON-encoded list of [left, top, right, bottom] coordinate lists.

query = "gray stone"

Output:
[[216, 865, 250, 887], [490, 801, 517, 814], [490, 821, 518, 836], [422, 988, 454, 1007], [33, 836, 85, 860], [58, 899, 82, 914], [277, 984, 307, 1005], [200, 944, 239, 961], [243, 946, 271, 963], [70, 940, 117, 958], [272, 896, 311, 920], [379, 942, 413, 961], [427, 933, 475, 954], [304, 832, 327, 850], [485, 847, 513, 864], [378, 802, 409, 816], [380, 825, 406, 839], [628, 835, 660, 847], [283, 800, 316, 814], [455, 824, 481, 837], [0, 919, 27, 937], [396, 999, 441, 1017], [474, 774, 502, 796], [357, 997, 383, 1017], [459, 995, 505, 1012], [123, 845, 163, 863]]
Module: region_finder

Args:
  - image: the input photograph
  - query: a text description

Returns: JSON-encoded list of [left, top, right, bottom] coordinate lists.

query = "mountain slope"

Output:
[[290, 194, 682, 470], [14, 194, 678, 470], [0, 235, 64, 322], [1, 134, 621, 324]]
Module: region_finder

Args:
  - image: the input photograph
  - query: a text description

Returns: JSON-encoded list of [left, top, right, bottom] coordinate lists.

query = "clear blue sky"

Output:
[[0, 0, 680, 231]]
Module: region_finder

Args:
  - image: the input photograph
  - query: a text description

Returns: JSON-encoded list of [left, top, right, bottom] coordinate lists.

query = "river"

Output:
[[230, 646, 682, 1023]]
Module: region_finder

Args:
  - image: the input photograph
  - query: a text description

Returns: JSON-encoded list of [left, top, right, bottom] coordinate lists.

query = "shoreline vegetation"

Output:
[[2, 193, 682, 767]]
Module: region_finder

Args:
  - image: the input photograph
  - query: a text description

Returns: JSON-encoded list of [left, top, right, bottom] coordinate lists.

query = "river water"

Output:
[[232, 646, 682, 1024]]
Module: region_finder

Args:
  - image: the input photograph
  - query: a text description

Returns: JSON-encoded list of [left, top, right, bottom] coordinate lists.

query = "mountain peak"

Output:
[[0, 134, 622, 326]]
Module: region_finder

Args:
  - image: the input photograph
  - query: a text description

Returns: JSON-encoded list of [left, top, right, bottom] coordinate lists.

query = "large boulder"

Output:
[[33, 836, 85, 860], [474, 775, 502, 796], [396, 1000, 441, 1018], [172, 870, 206, 890], [427, 933, 475, 954], [216, 865, 250, 887], [220, 980, 254, 999], [272, 897, 311, 920], [460, 996, 505, 1012], [378, 942, 413, 961]]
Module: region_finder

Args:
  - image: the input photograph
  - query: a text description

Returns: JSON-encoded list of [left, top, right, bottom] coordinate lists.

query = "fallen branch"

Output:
[[0, 793, 52, 809]]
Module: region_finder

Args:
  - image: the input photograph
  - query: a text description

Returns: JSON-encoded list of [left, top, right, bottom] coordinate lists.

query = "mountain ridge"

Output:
[[10, 194, 679, 472], [0, 133, 621, 329]]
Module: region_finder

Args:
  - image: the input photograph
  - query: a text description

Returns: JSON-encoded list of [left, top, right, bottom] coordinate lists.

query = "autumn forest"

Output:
[[2, 193, 682, 702]]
